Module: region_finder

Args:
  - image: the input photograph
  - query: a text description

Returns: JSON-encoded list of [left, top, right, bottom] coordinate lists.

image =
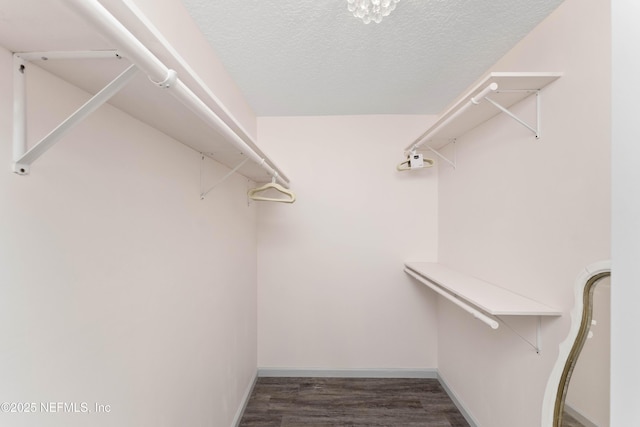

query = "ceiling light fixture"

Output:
[[347, 0, 400, 24]]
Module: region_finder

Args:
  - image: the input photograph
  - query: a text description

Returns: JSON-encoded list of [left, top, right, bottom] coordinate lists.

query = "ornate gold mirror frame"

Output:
[[541, 260, 611, 426]]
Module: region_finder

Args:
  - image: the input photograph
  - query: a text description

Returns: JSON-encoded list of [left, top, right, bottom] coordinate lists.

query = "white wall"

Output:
[[256, 115, 439, 370], [0, 46, 257, 427], [611, 1, 640, 425], [436, 0, 611, 425]]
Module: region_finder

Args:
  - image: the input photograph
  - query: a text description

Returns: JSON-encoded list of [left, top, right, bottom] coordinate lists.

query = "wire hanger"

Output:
[[247, 173, 296, 204]]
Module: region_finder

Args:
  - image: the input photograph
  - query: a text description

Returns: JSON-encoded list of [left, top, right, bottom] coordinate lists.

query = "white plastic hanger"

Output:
[[247, 175, 296, 204], [396, 154, 435, 171]]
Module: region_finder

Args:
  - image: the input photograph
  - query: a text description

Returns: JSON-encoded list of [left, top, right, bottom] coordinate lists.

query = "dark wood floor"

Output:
[[238, 377, 470, 427]]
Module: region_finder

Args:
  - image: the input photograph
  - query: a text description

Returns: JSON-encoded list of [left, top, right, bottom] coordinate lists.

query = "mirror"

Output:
[[541, 261, 611, 427], [556, 273, 610, 426]]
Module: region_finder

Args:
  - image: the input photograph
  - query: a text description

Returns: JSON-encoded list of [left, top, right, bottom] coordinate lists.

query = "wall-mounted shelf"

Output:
[[404, 72, 562, 167], [8, 0, 290, 188], [404, 261, 561, 352]]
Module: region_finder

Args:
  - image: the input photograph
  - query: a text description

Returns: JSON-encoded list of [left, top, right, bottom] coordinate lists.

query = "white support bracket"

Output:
[[485, 89, 541, 139], [401, 74, 560, 175], [497, 315, 544, 354], [419, 139, 456, 169], [404, 262, 556, 355], [200, 154, 249, 200], [12, 51, 137, 175], [409, 89, 541, 172]]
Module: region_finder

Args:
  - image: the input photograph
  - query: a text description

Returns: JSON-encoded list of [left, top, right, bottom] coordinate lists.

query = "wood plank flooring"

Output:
[[239, 377, 470, 427]]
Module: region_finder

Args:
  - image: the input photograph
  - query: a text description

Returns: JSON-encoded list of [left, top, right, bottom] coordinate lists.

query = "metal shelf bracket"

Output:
[[420, 139, 456, 169], [200, 154, 249, 200], [12, 50, 136, 175], [497, 315, 544, 354], [485, 89, 541, 139]]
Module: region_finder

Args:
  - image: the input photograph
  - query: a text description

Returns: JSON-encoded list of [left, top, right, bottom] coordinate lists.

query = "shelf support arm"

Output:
[[420, 140, 456, 169], [484, 90, 540, 139], [496, 315, 543, 354], [200, 155, 249, 200], [13, 63, 139, 174], [406, 266, 545, 354], [537, 315, 542, 354], [13, 55, 26, 167]]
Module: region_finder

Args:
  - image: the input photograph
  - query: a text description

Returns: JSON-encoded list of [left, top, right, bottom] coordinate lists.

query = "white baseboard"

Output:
[[257, 367, 438, 378], [231, 371, 258, 427], [437, 371, 480, 427], [564, 404, 599, 427]]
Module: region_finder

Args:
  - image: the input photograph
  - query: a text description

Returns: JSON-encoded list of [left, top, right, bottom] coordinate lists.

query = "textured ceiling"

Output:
[[180, 0, 565, 116]]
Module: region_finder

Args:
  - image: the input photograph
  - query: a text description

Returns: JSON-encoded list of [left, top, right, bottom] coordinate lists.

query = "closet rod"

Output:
[[116, 0, 288, 185], [405, 82, 498, 154], [404, 267, 500, 330], [64, 0, 289, 188]]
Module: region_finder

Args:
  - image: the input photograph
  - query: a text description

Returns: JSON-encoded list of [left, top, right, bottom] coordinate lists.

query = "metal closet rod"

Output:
[[404, 267, 500, 330], [405, 82, 498, 154], [63, 0, 289, 188]]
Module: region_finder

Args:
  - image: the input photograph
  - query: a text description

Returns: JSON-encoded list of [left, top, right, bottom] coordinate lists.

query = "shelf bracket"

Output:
[[406, 265, 545, 353], [419, 139, 456, 169], [497, 315, 543, 354], [484, 90, 541, 139], [12, 51, 138, 174], [200, 154, 249, 200]]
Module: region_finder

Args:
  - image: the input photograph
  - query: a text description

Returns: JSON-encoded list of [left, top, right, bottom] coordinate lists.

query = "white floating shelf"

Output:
[[406, 72, 562, 152], [405, 261, 561, 317]]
